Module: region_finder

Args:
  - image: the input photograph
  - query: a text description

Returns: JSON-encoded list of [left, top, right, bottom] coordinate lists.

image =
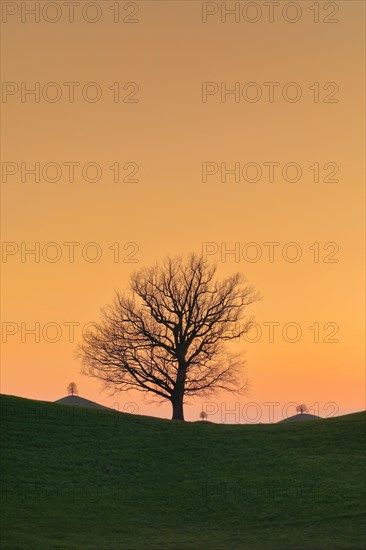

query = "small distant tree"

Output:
[[199, 410, 208, 421], [67, 382, 78, 396], [296, 403, 308, 415]]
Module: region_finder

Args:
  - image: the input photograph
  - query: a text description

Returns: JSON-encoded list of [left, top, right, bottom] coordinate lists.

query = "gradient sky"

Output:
[[1, 0, 365, 422]]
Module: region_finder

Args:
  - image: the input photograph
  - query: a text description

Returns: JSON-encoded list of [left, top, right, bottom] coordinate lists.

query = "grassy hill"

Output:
[[1, 394, 365, 549]]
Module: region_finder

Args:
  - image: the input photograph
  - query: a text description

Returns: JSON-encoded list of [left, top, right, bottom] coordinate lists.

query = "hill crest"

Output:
[[54, 394, 113, 410]]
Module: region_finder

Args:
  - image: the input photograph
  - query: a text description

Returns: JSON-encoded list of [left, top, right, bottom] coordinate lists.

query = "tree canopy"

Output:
[[80, 254, 259, 420]]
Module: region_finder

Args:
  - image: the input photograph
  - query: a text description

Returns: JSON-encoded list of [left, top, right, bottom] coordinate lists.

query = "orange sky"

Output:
[[1, 0, 365, 422]]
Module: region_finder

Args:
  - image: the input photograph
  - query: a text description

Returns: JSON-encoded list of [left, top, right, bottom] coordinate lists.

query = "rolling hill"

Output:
[[1, 394, 365, 549], [54, 394, 113, 410], [278, 413, 322, 423]]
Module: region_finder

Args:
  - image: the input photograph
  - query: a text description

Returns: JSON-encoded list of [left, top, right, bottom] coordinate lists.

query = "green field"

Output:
[[1, 394, 365, 549]]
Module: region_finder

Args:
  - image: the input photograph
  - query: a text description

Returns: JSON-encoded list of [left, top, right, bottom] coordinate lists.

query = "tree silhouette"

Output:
[[67, 382, 78, 396], [296, 403, 308, 415], [199, 410, 208, 421], [80, 254, 259, 421]]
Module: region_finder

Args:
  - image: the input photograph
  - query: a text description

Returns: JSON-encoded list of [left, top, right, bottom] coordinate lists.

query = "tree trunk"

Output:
[[171, 394, 184, 421], [171, 356, 186, 420]]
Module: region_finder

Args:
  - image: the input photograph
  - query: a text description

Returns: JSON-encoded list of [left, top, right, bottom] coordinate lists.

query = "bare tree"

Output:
[[199, 410, 208, 421], [67, 382, 78, 396], [296, 403, 308, 415], [80, 254, 259, 421]]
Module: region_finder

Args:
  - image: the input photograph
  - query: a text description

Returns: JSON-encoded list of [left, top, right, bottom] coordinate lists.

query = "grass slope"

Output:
[[1, 394, 365, 550]]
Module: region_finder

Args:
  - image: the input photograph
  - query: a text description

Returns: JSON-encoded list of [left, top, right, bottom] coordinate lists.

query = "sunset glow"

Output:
[[1, 0, 365, 423]]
